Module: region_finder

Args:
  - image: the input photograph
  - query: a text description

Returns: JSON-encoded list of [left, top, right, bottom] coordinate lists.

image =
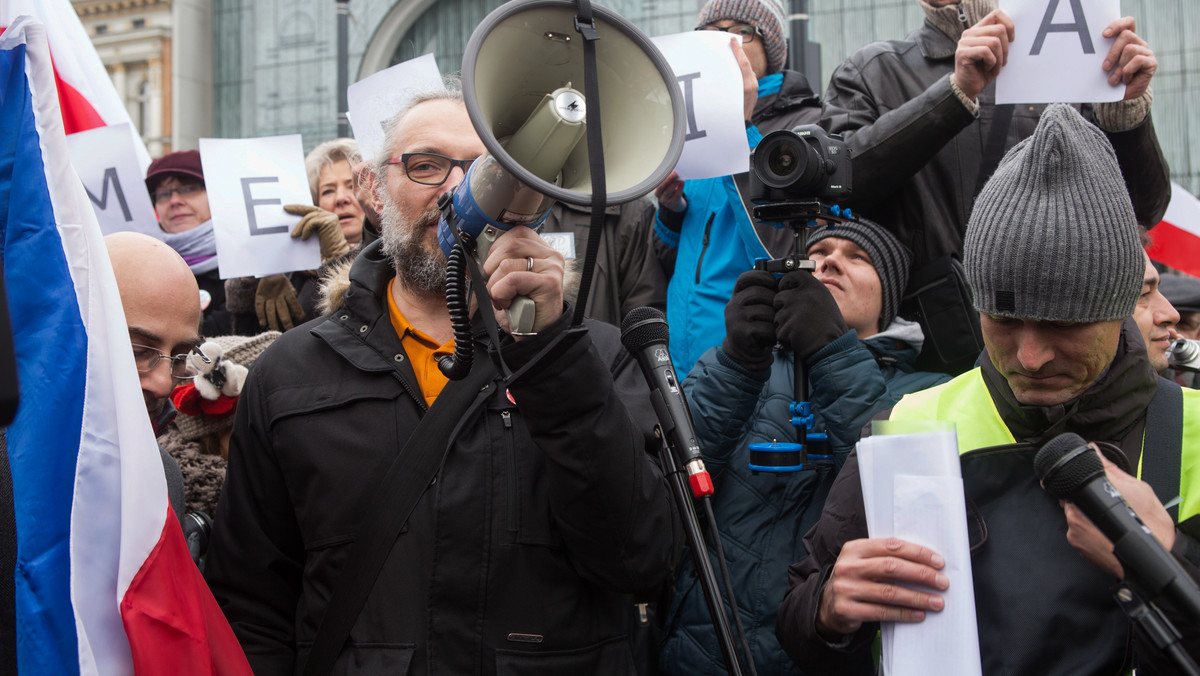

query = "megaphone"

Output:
[[436, 0, 684, 361]]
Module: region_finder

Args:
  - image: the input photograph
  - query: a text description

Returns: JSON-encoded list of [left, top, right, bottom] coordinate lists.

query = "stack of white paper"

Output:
[[857, 426, 982, 676]]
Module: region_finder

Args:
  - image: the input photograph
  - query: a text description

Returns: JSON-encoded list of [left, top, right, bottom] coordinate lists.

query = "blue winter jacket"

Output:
[[659, 319, 950, 675], [655, 71, 820, 373]]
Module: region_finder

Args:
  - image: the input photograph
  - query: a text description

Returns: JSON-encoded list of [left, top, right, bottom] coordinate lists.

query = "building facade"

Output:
[[83, 0, 1193, 193], [73, 0, 213, 155]]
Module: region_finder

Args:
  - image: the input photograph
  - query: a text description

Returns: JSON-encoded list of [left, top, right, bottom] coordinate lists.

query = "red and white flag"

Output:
[[1147, 182, 1200, 278], [1, 16, 250, 675], [0, 0, 151, 166]]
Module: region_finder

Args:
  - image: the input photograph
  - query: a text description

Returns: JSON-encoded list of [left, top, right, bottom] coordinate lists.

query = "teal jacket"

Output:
[[655, 71, 820, 373], [659, 319, 948, 675]]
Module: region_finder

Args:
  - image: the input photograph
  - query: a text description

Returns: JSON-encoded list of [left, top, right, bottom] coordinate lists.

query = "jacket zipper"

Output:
[[501, 410, 517, 532], [695, 212, 716, 284], [958, 3, 969, 30]]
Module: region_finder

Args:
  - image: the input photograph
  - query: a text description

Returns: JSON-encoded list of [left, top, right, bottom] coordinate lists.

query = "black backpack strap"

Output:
[[1142, 376, 1183, 523], [301, 353, 494, 675], [975, 103, 1014, 196]]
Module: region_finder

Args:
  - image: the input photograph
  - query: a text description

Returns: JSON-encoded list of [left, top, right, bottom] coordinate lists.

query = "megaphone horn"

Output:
[[463, 0, 686, 206]]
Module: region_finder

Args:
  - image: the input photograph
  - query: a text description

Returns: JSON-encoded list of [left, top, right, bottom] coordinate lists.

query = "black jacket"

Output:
[[206, 241, 679, 675], [541, 196, 666, 328], [775, 323, 1200, 674], [821, 20, 1171, 268]]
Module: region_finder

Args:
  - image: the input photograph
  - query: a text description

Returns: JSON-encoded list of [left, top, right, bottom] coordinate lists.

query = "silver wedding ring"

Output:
[[526, 256, 534, 272]]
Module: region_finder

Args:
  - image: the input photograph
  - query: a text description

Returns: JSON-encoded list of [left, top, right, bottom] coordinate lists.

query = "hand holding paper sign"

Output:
[[286, 204, 351, 262], [655, 171, 687, 213], [1101, 17, 1156, 101], [953, 10, 1015, 102], [816, 537, 948, 639], [731, 39, 758, 121]]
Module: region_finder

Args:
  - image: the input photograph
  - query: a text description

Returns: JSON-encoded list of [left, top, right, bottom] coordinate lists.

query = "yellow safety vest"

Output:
[[891, 368, 1200, 525]]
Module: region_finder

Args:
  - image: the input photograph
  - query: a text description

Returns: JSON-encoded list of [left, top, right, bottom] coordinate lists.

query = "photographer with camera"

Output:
[[653, 0, 821, 374], [658, 218, 948, 675]]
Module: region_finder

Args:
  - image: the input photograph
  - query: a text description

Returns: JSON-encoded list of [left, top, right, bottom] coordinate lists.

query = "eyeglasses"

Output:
[[131, 343, 209, 380], [696, 23, 762, 43], [386, 153, 476, 186], [153, 183, 205, 205]]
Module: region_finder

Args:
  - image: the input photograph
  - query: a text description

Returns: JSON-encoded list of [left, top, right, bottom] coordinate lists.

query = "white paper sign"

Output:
[[347, 54, 444, 163], [198, 135, 319, 279], [65, 123, 161, 237], [997, 0, 1122, 104], [857, 428, 982, 676], [652, 31, 750, 180]]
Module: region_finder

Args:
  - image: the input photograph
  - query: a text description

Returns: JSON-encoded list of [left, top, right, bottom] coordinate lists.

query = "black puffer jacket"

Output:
[[206, 241, 679, 675], [821, 20, 1171, 268]]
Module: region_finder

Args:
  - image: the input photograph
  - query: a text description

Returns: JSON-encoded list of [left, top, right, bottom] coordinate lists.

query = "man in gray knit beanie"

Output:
[[778, 103, 1200, 675], [964, 103, 1143, 404]]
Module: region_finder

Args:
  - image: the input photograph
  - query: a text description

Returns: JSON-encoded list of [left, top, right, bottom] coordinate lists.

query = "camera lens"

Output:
[[752, 130, 822, 190], [768, 146, 797, 176]]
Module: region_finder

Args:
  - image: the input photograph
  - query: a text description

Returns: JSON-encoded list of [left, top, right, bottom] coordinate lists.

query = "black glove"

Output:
[[722, 270, 779, 371], [775, 270, 848, 364]]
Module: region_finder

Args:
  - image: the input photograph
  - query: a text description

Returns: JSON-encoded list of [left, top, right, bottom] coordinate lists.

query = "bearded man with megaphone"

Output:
[[205, 1, 690, 674]]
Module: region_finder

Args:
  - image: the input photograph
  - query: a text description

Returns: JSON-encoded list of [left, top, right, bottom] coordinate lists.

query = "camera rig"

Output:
[[744, 126, 857, 474]]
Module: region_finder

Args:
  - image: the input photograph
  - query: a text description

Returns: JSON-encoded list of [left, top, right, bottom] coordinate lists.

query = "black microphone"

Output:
[[621, 307, 714, 498], [1034, 433, 1200, 618]]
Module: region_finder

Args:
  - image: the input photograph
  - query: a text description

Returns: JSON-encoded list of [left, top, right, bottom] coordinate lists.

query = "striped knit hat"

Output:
[[964, 104, 1142, 322], [808, 217, 912, 332], [696, 0, 788, 75]]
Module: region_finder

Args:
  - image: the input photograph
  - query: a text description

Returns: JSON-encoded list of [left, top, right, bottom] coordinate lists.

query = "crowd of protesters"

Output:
[[32, 0, 1200, 674]]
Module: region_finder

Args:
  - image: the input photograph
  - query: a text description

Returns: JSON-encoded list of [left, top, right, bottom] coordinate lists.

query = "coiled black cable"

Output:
[[437, 244, 474, 380]]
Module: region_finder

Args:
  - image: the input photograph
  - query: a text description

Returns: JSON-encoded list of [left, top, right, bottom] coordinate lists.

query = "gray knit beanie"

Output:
[[172, 331, 281, 442], [964, 105, 1142, 322], [808, 217, 912, 332], [696, 0, 788, 75]]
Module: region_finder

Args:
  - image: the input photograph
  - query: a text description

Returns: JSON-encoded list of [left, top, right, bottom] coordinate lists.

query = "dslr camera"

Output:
[[749, 124, 851, 204]]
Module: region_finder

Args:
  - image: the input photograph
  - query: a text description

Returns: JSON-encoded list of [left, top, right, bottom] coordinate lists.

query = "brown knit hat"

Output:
[[696, 0, 788, 75], [170, 332, 280, 442]]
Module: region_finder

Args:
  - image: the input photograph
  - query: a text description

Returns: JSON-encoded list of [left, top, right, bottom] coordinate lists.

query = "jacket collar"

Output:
[[311, 240, 412, 376], [980, 319, 1158, 446], [911, 20, 959, 61], [753, 69, 820, 121]]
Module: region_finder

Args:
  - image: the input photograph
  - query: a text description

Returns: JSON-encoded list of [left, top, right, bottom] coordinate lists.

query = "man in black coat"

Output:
[[821, 0, 1170, 270], [205, 85, 679, 675]]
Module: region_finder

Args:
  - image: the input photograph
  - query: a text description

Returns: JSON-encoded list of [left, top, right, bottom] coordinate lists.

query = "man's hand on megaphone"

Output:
[[484, 227, 566, 339], [731, 38, 758, 122]]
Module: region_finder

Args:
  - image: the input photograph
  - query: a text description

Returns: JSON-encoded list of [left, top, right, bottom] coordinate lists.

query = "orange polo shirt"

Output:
[[386, 279, 453, 407]]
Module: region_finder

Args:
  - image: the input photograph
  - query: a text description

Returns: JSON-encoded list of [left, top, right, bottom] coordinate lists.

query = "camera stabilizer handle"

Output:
[[746, 209, 843, 474]]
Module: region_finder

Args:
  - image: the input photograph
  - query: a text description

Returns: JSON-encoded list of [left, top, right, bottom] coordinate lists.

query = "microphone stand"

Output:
[[654, 426, 745, 676], [1113, 582, 1200, 676]]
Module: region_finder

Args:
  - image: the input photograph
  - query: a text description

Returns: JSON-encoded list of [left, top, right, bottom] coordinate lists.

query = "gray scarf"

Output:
[[160, 220, 218, 276]]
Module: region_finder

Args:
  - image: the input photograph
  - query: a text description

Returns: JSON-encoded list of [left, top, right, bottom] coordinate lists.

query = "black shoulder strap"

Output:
[[1142, 376, 1183, 523], [975, 103, 1014, 196], [301, 354, 494, 675]]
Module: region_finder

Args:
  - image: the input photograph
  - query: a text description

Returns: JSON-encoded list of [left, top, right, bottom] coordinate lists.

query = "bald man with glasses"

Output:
[[106, 231, 207, 530]]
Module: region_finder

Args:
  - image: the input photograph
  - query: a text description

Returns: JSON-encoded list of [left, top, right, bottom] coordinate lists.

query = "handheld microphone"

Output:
[[1034, 433, 1200, 617], [621, 307, 714, 498]]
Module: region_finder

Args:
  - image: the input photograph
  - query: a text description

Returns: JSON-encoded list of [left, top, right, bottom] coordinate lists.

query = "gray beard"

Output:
[[379, 198, 446, 297]]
